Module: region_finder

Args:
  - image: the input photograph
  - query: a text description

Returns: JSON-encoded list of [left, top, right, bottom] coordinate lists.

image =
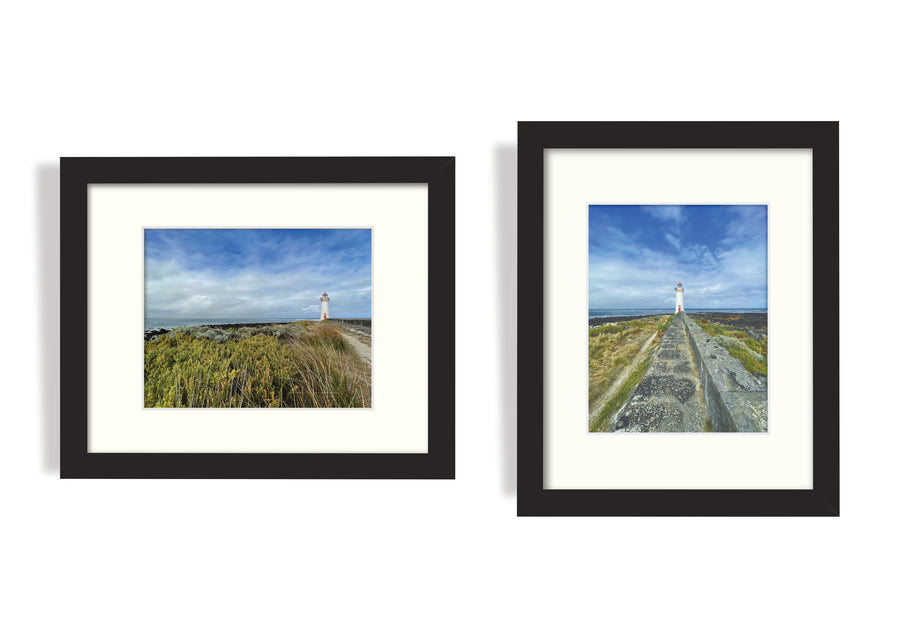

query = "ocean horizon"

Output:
[[588, 307, 767, 320], [143, 316, 370, 331]]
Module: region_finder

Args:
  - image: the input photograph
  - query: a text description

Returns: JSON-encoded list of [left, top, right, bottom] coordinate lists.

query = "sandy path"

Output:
[[337, 327, 371, 367], [589, 329, 659, 422]]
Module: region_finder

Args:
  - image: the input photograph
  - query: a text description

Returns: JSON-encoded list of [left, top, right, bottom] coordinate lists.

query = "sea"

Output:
[[589, 308, 767, 320], [144, 317, 313, 331]]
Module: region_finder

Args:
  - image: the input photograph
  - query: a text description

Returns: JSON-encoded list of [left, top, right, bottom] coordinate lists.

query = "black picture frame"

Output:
[[517, 122, 838, 516], [60, 157, 455, 479]]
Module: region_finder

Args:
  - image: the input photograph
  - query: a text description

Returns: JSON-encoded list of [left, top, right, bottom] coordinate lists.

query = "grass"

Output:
[[588, 314, 669, 420], [589, 354, 652, 432], [656, 314, 675, 339], [726, 345, 767, 376], [693, 318, 768, 377], [144, 322, 369, 408]]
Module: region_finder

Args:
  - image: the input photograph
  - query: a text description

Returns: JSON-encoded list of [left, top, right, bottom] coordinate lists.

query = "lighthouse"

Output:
[[319, 292, 330, 321], [674, 282, 684, 313]]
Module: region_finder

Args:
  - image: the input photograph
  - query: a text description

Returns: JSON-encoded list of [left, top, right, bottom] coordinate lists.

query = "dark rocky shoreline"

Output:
[[143, 319, 373, 342], [687, 312, 768, 331], [144, 321, 294, 342], [589, 312, 768, 331], [588, 314, 666, 327]]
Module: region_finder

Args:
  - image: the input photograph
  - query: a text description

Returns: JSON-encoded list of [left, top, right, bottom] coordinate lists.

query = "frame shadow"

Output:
[[495, 145, 517, 496], [38, 163, 61, 473]]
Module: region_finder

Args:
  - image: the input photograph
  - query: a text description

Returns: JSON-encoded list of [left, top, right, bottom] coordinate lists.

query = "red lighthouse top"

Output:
[[677, 282, 682, 286]]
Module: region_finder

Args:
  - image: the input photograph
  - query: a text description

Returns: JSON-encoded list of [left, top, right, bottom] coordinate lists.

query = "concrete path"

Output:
[[611, 314, 709, 432]]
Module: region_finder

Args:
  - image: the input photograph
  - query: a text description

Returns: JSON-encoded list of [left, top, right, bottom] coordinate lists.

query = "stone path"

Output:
[[611, 314, 709, 432]]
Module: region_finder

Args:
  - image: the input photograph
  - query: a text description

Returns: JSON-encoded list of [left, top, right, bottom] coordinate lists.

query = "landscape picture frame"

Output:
[[517, 121, 839, 516], [60, 156, 455, 479]]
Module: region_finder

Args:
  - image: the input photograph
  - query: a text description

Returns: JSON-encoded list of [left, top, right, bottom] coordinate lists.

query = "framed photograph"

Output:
[[61, 157, 455, 479], [518, 122, 838, 515]]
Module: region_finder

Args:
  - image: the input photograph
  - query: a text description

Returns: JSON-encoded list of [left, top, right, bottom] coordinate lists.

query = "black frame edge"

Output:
[[517, 122, 839, 516], [60, 157, 456, 479]]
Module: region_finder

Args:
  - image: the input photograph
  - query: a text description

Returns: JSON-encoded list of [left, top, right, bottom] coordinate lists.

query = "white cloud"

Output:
[[644, 205, 685, 226], [145, 260, 372, 318], [589, 239, 767, 309]]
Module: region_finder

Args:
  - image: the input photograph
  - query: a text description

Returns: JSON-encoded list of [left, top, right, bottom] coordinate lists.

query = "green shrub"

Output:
[[727, 345, 767, 376], [145, 323, 368, 408], [745, 336, 767, 358], [590, 354, 652, 432], [713, 334, 768, 377]]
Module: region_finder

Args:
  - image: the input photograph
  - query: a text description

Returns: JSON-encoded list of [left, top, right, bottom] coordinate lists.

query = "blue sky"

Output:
[[589, 205, 767, 309], [144, 229, 372, 318]]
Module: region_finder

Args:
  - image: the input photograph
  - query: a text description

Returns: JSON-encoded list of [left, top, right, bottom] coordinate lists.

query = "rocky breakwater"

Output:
[[328, 318, 371, 336], [683, 314, 767, 432], [610, 313, 709, 432]]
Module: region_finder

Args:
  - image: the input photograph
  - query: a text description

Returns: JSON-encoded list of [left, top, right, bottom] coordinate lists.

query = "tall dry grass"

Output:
[[588, 315, 669, 412], [144, 322, 370, 408]]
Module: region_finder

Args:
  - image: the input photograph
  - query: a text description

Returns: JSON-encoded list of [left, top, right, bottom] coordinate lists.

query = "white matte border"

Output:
[[88, 184, 428, 453], [546, 149, 813, 489]]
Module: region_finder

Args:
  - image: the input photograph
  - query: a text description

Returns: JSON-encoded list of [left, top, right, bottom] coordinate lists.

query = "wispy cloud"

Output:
[[589, 205, 767, 309], [145, 229, 372, 318], [644, 205, 685, 226]]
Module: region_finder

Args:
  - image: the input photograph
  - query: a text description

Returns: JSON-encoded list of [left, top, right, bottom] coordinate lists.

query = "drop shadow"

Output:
[[495, 145, 517, 496], [37, 164, 61, 473]]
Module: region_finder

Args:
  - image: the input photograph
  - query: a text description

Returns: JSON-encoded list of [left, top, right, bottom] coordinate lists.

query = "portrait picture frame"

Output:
[[517, 122, 838, 515], [60, 156, 455, 479]]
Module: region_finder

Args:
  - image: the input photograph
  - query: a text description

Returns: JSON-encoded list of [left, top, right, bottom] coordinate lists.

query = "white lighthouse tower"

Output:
[[319, 292, 330, 321], [675, 282, 684, 313]]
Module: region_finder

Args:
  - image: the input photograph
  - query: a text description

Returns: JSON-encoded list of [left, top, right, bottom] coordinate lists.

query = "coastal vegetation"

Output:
[[590, 354, 653, 432], [588, 315, 669, 430], [694, 317, 767, 377], [144, 321, 370, 408]]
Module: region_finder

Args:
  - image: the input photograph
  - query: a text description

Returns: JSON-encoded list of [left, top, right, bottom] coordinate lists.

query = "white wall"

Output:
[[1, 2, 894, 635]]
